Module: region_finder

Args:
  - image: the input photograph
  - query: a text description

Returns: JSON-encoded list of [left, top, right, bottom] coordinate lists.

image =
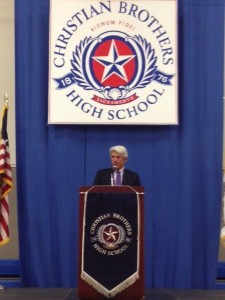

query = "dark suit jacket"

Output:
[[93, 168, 141, 186]]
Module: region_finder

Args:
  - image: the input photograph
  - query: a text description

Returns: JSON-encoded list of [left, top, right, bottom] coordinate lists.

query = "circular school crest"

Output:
[[70, 31, 170, 104], [90, 213, 132, 255]]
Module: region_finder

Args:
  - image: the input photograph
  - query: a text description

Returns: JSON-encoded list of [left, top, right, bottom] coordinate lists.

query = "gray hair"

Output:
[[109, 145, 128, 158]]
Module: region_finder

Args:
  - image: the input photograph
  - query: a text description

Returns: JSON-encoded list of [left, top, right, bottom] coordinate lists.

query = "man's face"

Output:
[[110, 151, 127, 170]]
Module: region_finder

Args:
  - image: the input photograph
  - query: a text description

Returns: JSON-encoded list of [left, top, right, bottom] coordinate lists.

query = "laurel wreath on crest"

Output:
[[70, 35, 157, 100], [132, 35, 157, 89], [70, 36, 93, 90]]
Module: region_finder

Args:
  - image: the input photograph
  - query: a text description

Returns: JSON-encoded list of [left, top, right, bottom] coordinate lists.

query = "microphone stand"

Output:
[[111, 173, 114, 186], [111, 166, 116, 186]]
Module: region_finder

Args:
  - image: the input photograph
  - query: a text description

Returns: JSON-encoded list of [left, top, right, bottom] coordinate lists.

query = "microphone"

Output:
[[111, 165, 117, 173]]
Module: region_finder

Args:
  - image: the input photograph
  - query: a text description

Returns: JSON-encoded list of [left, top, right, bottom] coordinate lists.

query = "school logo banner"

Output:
[[48, 0, 178, 124], [81, 191, 140, 298]]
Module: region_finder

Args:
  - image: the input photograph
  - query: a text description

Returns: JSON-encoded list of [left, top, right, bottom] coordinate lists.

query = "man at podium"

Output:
[[93, 145, 141, 186]]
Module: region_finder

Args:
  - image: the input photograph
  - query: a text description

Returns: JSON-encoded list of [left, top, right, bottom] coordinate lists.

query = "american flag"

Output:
[[0, 104, 13, 246]]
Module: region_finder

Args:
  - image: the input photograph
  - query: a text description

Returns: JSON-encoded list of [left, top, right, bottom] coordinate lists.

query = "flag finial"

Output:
[[4, 94, 9, 107]]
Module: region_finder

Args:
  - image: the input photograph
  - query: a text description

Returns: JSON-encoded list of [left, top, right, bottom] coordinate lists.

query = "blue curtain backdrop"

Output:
[[15, 0, 224, 289]]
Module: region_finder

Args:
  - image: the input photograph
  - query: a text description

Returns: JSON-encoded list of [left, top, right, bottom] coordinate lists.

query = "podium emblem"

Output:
[[90, 215, 133, 255]]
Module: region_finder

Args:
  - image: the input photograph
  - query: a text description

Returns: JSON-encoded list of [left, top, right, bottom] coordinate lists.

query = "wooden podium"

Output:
[[78, 186, 144, 300]]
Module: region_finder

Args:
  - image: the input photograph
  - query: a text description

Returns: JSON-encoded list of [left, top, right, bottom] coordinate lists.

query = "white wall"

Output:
[[0, 0, 16, 166]]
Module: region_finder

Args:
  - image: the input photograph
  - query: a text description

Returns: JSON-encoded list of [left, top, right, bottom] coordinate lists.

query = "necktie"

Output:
[[115, 170, 122, 185]]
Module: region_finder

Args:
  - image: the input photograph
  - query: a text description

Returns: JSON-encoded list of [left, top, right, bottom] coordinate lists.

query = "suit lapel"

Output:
[[122, 170, 128, 185]]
